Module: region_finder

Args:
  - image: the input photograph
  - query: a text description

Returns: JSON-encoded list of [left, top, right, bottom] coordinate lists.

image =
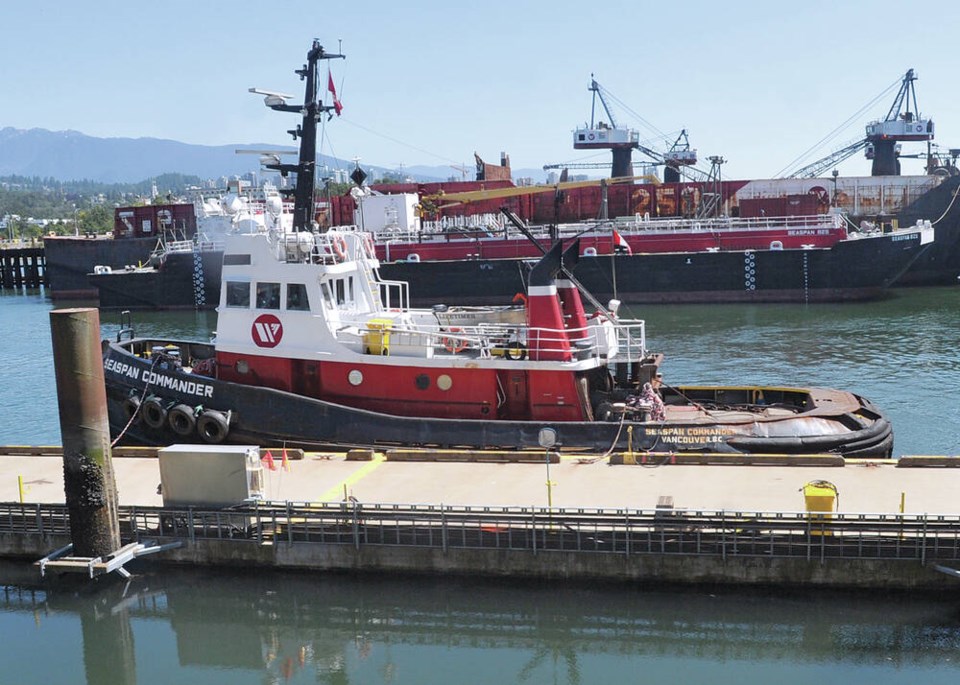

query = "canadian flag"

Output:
[[328, 69, 343, 116], [613, 230, 632, 255]]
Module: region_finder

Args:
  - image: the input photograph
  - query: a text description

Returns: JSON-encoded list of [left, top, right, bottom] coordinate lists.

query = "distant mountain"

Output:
[[0, 127, 549, 185], [0, 127, 288, 183]]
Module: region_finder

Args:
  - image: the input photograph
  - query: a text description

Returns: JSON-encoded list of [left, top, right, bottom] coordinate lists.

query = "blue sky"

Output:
[[4, 0, 958, 180]]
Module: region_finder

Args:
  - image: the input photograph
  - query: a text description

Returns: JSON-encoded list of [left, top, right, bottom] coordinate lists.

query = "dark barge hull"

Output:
[[90, 251, 223, 310], [45, 176, 960, 307], [103, 340, 893, 458], [380, 229, 931, 306], [43, 235, 156, 299], [893, 175, 960, 285], [88, 224, 931, 309]]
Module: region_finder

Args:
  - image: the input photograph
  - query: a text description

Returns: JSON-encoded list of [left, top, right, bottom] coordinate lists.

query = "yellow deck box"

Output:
[[363, 318, 392, 355]]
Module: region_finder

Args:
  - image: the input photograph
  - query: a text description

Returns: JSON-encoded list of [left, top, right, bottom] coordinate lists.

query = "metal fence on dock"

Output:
[[3, 501, 960, 565]]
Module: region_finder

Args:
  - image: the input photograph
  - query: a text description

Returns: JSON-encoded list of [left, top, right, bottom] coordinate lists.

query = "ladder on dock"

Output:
[[36, 541, 182, 580]]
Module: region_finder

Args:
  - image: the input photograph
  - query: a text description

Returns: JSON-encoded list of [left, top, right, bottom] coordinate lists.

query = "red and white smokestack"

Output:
[[526, 241, 572, 361], [556, 241, 588, 341]]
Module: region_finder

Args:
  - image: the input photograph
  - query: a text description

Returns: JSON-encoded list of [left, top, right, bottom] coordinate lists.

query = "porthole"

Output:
[[437, 374, 453, 391], [348, 369, 363, 386]]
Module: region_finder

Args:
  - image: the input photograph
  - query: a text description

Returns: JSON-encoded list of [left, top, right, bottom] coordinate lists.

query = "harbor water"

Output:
[[1, 286, 959, 684], [2, 286, 957, 454], [3, 566, 960, 685]]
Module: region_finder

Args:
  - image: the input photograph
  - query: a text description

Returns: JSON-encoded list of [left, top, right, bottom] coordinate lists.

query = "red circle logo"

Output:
[[251, 314, 283, 348]]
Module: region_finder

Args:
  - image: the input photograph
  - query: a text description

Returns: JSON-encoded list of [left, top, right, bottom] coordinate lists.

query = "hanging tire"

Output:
[[197, 409, 230, 444], [595, 402, 615, 422], [168, 404, 197, 436], [123, 394, 142, 424], [142, 396, 168, 429], [504, 342, 527, 360]]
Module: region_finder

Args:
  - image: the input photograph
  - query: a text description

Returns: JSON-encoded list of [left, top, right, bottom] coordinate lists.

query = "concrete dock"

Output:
[[5, 447, 960, 589], [3, 447, 960, 515]]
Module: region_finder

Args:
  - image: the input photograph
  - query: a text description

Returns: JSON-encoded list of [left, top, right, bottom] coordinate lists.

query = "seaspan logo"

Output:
[[252, 314, 283, 348]]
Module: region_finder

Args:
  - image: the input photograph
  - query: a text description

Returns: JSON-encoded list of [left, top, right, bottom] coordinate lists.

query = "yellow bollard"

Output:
[[18, 475, 27, 503], [900, 492, 905, 513]]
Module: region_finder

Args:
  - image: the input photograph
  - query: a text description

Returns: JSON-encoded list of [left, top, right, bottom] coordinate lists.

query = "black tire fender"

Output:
[[168, 404, 197, 436], [197, 409, 230, 444], [142, 396, 168, 429]]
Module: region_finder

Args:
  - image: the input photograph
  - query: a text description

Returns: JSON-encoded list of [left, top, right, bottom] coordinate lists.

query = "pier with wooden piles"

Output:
[[0, 245, 46, 289]]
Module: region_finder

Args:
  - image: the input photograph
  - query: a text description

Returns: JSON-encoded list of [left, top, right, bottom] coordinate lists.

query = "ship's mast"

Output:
[[261, 40, 345, 231]]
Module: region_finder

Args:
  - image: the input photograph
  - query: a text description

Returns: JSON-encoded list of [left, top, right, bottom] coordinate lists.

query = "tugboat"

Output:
[[101, 40, 893, 458]]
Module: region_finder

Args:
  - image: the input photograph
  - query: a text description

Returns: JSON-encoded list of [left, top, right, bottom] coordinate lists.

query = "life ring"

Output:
[[123, 394, 142, 424], [142, 396, 168, 429], [512, 292, 528, 306], [442, 327, 467, 353], [331, 236, 347, 260], [197, 409, 230, 444], [168, 404, 197, 436]]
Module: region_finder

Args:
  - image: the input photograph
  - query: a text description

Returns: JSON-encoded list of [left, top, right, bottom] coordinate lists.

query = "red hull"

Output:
[[215, 351, 589, 422], [376, 227, 846, 262]]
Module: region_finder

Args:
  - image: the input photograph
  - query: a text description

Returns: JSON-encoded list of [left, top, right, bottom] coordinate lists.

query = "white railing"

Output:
[[595, 213, 844, 236], [377, 279, 410, 310], [368, 213, 845, 251], [340, 318, 647, 364]]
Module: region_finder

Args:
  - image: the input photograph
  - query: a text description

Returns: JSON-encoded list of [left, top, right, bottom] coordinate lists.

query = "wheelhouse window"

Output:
[[226, 281, 250, 308], [256, 282, 281, 309], [320, 282, 334, 309], [286, 283, 310, 311], [331, 276, 355, 306]]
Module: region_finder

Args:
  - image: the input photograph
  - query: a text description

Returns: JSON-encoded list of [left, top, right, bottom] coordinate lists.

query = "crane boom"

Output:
[[423, 175, 662, 206], [590, 78, 618, 129], [788, 139, 869, 179], [782, 69, 934, 179]]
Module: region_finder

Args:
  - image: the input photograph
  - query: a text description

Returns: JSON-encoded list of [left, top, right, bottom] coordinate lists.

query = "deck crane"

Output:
[[865, 68, 933, 175], [785, 69, 934, 178], [561, 77, 710, 182], [662, 129, 698, 183], [571, 77, 640, 178], [449, 164, 471, 181]]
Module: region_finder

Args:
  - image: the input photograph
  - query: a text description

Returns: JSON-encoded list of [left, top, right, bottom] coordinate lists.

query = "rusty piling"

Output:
[[49, 308, 121, 557]]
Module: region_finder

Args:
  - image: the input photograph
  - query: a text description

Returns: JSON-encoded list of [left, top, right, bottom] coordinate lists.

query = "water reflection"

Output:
[[3, 566, 960, 684]]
